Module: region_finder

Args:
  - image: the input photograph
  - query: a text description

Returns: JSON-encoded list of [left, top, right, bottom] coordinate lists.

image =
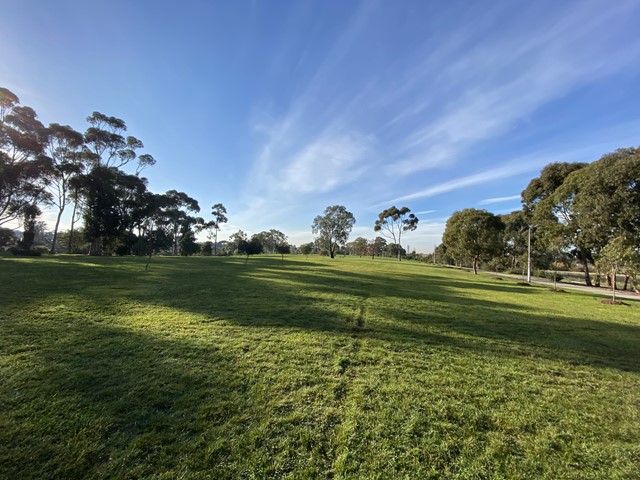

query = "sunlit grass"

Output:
[[1, 255, 639, 478]]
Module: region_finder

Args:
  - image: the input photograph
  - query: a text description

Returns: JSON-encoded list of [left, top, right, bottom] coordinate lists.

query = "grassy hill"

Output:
[[1, 255, 639, 479]]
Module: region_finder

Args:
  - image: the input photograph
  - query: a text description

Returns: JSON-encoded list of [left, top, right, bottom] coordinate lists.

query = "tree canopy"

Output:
[[373, 206, 418, 260], [311, 205, 355, 259], [443, 208, 505, 274]]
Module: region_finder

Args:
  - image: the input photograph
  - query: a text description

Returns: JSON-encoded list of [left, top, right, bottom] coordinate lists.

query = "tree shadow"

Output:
[[0, 307, 248, 479], [110, 255, 640, 373]]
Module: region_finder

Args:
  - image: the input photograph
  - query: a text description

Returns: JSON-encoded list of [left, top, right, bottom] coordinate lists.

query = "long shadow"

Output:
[[111, 255, 640, 373], [3, 255, 640, 375], [0, 305, 249, 479]]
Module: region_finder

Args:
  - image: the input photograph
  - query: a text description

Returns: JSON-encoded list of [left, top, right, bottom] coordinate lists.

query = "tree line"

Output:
[[0, 87, 234, 258], [438, 148, 640, 292], [0, 86, 423, 262]]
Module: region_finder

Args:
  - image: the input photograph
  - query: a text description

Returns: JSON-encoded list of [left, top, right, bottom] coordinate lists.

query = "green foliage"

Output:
[[373, 206, 418, 260], [0, 227, 17, 247], [347, 237, 368, 257], [201, 241, 213, 256], [1, 256, 639, 478], [311, 205, 356, 259], [299, 242, 314, 256], [443, 208, 505, 274]]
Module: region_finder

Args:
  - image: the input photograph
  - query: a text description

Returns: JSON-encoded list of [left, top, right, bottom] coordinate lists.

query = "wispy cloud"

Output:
[[235, 0, 640, 249], [379, 161, 537, 205], [280, 133, 374, 194], [478, 195, 521, 206]]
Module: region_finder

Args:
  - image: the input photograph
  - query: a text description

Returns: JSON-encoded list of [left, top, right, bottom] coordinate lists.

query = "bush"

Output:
[[33, 245, 50, 255], [9, 246, 42, 256], [536, 270, 563, 282]]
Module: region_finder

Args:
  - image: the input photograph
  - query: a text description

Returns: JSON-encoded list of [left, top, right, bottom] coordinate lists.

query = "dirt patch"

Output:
[[600, 299, 626, 305]]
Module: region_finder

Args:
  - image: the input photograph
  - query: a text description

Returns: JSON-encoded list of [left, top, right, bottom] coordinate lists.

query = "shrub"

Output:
[[9, 247, 42, 256]]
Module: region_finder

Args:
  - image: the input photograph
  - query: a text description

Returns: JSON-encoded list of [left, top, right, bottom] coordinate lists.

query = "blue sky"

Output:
[[2, 0, 640, 252]]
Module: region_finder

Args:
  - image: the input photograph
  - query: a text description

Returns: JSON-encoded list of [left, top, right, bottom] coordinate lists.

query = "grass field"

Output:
[[1, 255, 639, 479]]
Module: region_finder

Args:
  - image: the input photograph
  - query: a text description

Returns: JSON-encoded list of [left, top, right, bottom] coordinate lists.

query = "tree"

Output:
[[300, 242, 314, 257], [0, 227, 17, 247], [499, 210, 531, 273], [0, 90, 52, 227], [227, 230, 247, 254], [369, 236, 387, 259], [43, 123, 87, 253], [275, 242, 291, 260], [373, 206, 418, 261], [349, 237, 369, 257], [597, 236, 640, 303], [442, 208, 505, 274], [522, 162, 593, 285], [568, 148, 640, 261], [210, 203, 228, 255], [201, 241, 213, 256], [386, 243, 407, 260], [311, 205, 356, 259], [77, 166, 149, 255], [238, 235, 263, 263], [179, 230, 200, 256], [84, 111, 153, 171], [159, 190, 200, 255]]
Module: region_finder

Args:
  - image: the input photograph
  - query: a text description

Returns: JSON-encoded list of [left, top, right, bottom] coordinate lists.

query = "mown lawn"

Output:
[[1, 254, 639, 479]]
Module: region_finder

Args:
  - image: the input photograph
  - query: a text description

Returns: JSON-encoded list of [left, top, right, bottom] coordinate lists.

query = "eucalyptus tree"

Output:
[[43, 123, 87, 253], [374, 206, 418, 261], [210, 203, 227, 255], [311, 205, 356, 259], [566, 148, 640, 252], [0, 89, 52, 227], [349, 237, 368, 257], [78, 166, 150, 255], [300, 242, 314, 257], [157, 190, 201, 255], [369, 236, 387, 259], [442, 208, 505, 274], [238, 234, 264, 264], [84, 112, 154, 170], [253, 229, 287, 254], [521, 162, 593, 285], [227, 230, 248, 255]]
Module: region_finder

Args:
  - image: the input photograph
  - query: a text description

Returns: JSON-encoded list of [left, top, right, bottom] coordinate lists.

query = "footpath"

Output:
[[488, 270, 640, 302]]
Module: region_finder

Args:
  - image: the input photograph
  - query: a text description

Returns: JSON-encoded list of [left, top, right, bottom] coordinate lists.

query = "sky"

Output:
[[2, 0, 640, 252]]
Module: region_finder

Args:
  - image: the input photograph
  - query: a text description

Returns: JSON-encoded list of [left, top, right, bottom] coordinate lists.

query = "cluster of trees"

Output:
[[2, 86, 427, 262], [0, 86, 231, 258], [310, 205, 419, 260], [439, 148, 640, 291]]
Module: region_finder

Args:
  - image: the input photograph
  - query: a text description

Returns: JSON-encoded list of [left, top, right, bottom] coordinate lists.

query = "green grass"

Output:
[[1, 255, 639, 479]]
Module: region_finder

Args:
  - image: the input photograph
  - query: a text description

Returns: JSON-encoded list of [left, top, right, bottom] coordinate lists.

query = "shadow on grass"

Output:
[[3, 255, 640, 375], [0, 307, 247, 479], [122, 256, 640, 373]]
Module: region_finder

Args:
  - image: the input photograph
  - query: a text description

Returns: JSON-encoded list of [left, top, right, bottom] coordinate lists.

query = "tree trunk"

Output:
[[623, 275, 629, 291], [89, 237, 102, 256], [579, 256, 593, 286], [472, 257, 478, 274], [50, 206, 65, 254], [612, 267, 617, 303], [214, 230, 218, 255], [68, 192, 79, 254]]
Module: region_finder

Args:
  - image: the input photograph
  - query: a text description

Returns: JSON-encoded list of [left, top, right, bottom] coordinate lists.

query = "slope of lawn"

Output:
[[1, 254, 639, 479]]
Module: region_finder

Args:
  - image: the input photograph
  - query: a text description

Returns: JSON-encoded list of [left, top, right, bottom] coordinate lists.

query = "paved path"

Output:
[[487, 271, 640, 302]]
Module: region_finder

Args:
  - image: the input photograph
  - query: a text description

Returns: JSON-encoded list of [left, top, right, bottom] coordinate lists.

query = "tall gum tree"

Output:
[[522, 162, 593, 285], [311, 205, 356, 259], [442, 208, 505, 274], [373, 206, 418, 261]]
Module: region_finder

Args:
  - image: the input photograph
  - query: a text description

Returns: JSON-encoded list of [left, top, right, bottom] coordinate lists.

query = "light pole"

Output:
[[527, 225, 532, 283]]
